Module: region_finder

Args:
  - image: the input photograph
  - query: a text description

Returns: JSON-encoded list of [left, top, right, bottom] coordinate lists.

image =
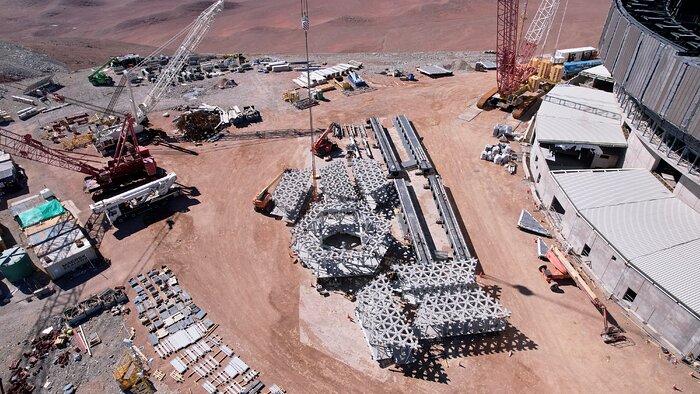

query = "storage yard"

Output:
[[0, 0, 699, 393]]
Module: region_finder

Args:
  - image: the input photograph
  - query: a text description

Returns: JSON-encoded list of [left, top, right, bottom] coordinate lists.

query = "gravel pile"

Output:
[[0, 40, 67, 82]]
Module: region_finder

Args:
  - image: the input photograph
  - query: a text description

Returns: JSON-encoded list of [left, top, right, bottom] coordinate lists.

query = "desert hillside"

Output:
[[0, 0, 611, 68]]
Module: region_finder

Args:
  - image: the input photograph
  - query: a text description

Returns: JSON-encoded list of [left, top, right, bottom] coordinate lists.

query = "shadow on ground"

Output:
[[398, 322, 538, 384]]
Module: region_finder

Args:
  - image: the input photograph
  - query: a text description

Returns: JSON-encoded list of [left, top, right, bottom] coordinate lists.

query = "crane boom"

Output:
[[0, 127, 102, 177], [516, 0, 561, 77], [91, 173, 178, 224], [496, 0, 520, 97], [135, 0, 224, 123]]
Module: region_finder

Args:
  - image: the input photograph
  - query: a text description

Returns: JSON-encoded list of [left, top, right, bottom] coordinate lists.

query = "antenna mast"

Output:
[[301, 0, 318, 203]]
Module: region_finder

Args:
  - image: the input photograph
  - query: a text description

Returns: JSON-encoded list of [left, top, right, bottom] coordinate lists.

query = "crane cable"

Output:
[[301, 0, 318, 203], [553, 0, 570, 53]]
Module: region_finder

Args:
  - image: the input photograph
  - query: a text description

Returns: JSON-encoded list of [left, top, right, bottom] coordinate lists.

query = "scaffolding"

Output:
[[394, 259, 478, 303], [355, 275, 419, 365], [291, 202, 390, 278], [271, 168, 312, 222], [413, 288, 510, 340]]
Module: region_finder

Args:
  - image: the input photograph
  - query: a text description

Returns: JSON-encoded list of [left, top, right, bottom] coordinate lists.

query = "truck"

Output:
[[89, 173, 181, 225]]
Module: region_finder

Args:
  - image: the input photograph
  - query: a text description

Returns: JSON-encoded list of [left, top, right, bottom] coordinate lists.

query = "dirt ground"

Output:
[[0, 0, 612, 70], [1, 60, 699, 393]]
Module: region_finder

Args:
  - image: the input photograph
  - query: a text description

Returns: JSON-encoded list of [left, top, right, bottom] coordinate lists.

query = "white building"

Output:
[[535, 168, 700, 356]]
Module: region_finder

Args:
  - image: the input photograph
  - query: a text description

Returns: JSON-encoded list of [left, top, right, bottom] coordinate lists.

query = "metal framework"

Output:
[[368, 118, 402, 176], [517, 0, 561, 67], [427, 175, 471, 261], [616, 86, 700, 177], [271, 168, 312, 222], [393, 115, 433, 173], [350, 158, 393, 208], [497, 0, 520, 96], [413, 288, 511, 339], [393, 259, 478, 303], [355, 275, 419, 364], [291, 202, 390, 278], [319, 160, 358, 202]]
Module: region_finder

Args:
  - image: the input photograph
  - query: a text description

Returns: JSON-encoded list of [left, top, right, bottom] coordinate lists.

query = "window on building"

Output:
[[535, 155, 539, 162], [611, 256, 617, 261], [537, 174, 541, 183], [581, 244, 591, 256], [551, 197, 566, 215], [623, 288, 637, 303]]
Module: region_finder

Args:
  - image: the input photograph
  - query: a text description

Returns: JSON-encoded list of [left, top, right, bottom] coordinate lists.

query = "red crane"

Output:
[[496, 0, 521, 100], [478, 0, 561, 118], [0, 114, 157, 193]]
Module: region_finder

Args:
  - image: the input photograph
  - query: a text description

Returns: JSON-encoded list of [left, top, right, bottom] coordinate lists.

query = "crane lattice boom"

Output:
[[496, 0, 520, 97], [516, 0, 561, 77], [0, 127, 102, 177], [136, 0, 224, 123]]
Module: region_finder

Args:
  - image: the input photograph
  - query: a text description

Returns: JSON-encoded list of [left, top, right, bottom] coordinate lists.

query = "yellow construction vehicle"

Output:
[[253, 170, 285, 213], [283, 89, 300, 103], [113, 345, 152, 393]]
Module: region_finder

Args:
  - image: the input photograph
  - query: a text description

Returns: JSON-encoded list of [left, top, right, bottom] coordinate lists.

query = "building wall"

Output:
[[532, 165, 700, 356], [599, 1, 700, 140], [624, 131, 700, 213]]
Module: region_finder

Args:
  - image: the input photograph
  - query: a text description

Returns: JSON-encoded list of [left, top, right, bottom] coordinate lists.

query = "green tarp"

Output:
[[17, 200, 65, 228]]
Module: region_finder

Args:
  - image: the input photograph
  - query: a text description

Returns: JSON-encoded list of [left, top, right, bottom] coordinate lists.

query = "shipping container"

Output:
[[563, 59, 604, 76], [553, 47, 599, 64], [40, 239, 96, 280], [33, 229, 85, 258]]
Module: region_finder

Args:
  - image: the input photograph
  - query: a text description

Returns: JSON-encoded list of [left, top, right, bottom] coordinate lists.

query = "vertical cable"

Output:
[[554, 0, 569, 52], [301, 0, 317, 202]]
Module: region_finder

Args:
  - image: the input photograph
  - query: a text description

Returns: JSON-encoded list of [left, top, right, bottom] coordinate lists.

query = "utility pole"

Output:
[[301, 0, 318, 203]]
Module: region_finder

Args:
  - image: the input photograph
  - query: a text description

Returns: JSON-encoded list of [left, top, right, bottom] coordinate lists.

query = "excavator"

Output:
[[253, 170, 284, 213], [311, 122, 341, 158], [88, 58, 115, 87]]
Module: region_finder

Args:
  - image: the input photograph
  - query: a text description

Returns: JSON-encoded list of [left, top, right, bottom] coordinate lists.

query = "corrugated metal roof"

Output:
[[552, 169, 700, 316], [536, 85, 626, 146], [580, 65, 612, 79]]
